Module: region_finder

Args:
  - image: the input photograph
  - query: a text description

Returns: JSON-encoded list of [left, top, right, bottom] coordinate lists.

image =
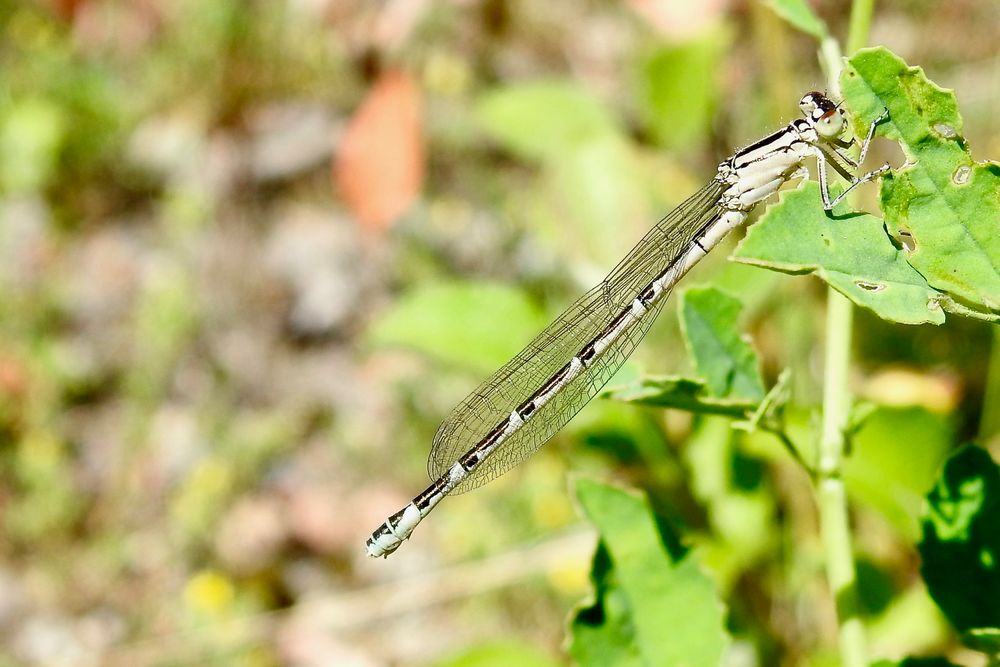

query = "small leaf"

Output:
[[733, 181, 946, 325], [919, 445, 1000, 636], [763, 0, 829, 39], [476, 82, 620, 163], [841, 48, 1000, 312], [680, 286, 765, 401], [336, 70, 424, 232], [573, 478, 729, 667], [366, 281, 548, 374], [602, 374, 756, 417]]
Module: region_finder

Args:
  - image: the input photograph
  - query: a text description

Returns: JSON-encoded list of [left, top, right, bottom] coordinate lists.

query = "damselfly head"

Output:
[[799, 91, 845, 139]]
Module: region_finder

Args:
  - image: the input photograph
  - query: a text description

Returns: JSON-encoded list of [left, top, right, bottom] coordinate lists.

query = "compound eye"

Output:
[[799, 91, 824, 115], [815, 108, 845, 138]]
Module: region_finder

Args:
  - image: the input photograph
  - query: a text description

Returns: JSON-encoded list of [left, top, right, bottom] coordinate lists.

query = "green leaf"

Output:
[[733, 181, 946, 325], [919, 445, 1000, 637], [763, 0, 829, 39], [843, 406, 953, 541], [476, 82, 621, 163], [680, 286, 766, 401], [366, 281, 548, 374], [638, 32, 727, 150], [841, 47, 1000, 312], [572, 478, 729, 667], [434, 642, 561, 667], [602, 374, 756, 417]]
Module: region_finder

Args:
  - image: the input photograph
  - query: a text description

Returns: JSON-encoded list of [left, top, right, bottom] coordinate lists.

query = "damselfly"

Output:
[[367, 92, 889, 558]]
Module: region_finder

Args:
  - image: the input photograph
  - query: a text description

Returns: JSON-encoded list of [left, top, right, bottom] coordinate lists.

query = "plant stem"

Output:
[[813, 1, 878, 664], [846, 0, 877, 55], [818, 290, 866, 667]]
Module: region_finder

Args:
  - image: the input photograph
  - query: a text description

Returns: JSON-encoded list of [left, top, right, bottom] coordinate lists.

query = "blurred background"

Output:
[[1, 0, 999, 665]]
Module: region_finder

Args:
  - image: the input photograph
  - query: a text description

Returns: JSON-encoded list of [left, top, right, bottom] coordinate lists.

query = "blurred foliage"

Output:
[[434, 642, 561, 667], [367, 280, 548, 374], [0, 0, 998, 666], [920, 446, 1000, 636]]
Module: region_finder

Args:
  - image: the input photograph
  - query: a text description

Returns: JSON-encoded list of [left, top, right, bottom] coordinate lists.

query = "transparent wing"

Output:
[[428, 180, 726, 493]]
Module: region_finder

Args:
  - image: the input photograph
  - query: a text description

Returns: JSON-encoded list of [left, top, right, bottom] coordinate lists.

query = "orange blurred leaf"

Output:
[[335, 70, 425, 233]]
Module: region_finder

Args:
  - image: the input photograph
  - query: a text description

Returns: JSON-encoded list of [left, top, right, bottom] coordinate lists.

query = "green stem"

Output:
[[818, 290, 866, 667], [846, 0, 877, 55], [818, 36, 844, 98], [813, 2, 878, 665]]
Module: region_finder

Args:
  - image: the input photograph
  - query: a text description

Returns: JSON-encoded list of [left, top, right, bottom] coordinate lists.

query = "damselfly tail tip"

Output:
[[367, 504, 421, 557], [366, 526, 402, 558]]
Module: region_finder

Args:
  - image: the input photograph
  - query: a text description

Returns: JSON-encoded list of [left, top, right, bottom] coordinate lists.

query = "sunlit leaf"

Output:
[[680, 287, 765, 401], [841, 48, 1000, 312], [919, 445, 1000, 637], [734, 182, 946, 325], [366, 281, 548, 374], [572, 478, 728, 667], [336, 69, 424, 233]]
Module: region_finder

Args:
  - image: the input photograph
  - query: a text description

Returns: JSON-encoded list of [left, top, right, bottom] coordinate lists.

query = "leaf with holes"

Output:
[[840, 48, 1000, 312], [733, 181, 945, 325]]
